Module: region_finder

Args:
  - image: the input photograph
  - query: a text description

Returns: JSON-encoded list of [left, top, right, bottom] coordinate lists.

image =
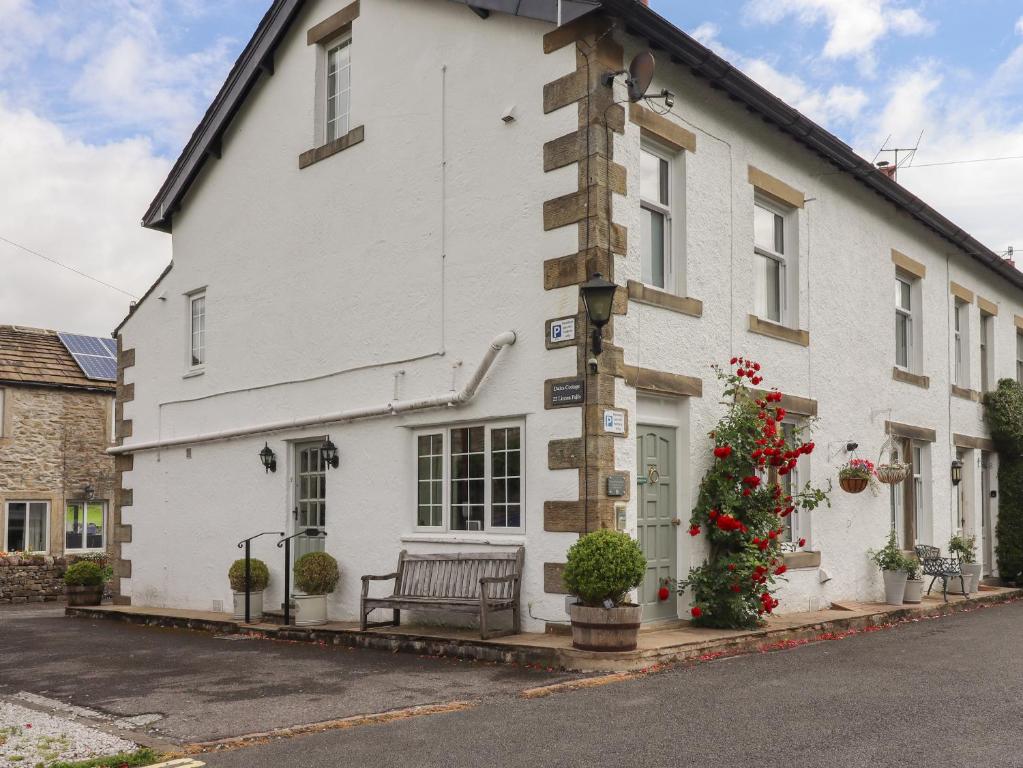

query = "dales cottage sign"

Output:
[[549, 379, 585, 407]]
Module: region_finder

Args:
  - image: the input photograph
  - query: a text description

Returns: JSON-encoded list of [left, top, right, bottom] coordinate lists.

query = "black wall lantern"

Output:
[[951, 459, 964, 486], [579, 272, 618, 356], [321, 437, 340, 469], [259, 442, 277, 473]]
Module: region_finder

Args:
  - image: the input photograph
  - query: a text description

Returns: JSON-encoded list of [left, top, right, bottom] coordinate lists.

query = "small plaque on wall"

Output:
[[549, 379, 585, 407], [549, 317, 576, 345], [603, 409, 626, 434], [606, 474, 627, 497]]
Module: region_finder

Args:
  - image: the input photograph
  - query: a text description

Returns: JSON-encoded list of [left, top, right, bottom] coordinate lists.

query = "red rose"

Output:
[[713, 445, 732, 460], [736, 369, 746, 377], [728, 563, 736, 571], [798, 538, 806, 547], [688, 524, 701, 537], [691, 606, 702, 618], [730, 357, 738, 365], [658, 586, 670, 601], [751, 376, 762, 385], [730, 584, 741, 593], [775, 564, 788, 575]]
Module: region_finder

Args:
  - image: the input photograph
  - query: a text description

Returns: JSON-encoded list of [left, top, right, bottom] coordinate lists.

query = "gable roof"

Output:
[[0, 326, 116, 392], [143, 0, 1023, 293]]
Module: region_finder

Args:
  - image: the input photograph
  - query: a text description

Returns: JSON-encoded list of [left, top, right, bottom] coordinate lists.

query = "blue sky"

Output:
[[1, 0, 1022, 334]]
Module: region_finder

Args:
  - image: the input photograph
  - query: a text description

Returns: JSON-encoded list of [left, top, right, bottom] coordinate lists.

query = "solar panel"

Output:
[[58, 332, 118, 382]]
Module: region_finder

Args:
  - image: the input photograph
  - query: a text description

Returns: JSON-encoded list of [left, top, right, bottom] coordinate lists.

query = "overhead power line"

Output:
[[897, 154, 1023, 170], [0, 234, 138, 299]]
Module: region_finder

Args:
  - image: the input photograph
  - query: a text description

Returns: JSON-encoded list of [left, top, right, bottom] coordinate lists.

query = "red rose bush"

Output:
[[679, 358, 830, 629]]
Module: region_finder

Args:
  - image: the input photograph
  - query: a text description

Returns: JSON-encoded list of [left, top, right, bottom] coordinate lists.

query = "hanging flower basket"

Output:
[[876, 463, 910, 484], [839, 476, 869, 493], [838, 458, 878, 495], [876, 435, 910, 485]]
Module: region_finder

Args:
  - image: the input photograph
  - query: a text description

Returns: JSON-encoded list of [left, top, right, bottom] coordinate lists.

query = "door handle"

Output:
[[292, 508, 298, 520], [671, 518, 681, 526]]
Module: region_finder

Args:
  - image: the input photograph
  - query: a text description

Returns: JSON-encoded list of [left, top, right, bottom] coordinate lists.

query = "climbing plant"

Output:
[[678, 358, 830, 629], [984, 378, 1023, 583]]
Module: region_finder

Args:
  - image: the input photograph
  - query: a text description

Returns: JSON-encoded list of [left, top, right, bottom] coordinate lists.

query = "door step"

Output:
[[257, 604, 296, 625]]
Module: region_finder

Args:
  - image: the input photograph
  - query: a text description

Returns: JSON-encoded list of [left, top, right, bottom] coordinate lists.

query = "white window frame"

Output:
[[980, 311, 994, 392], [4, 500, 50, 553], [1016, 329, 1023, 385], [774, 419, 812, 551], [753, 196, 795, 326], [954, 300, 969, 387], [63, 500, 107, 553], [895, 276, 914, 371], [412, 420, 525, 535], [889, 440, 930, 548], [324, 34, 352, 144], [186, 289, 206, 373], [639, 140, 683, 293]]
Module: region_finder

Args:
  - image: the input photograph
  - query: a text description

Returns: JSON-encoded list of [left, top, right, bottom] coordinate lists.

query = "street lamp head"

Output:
[[580, 273, 617, 329]]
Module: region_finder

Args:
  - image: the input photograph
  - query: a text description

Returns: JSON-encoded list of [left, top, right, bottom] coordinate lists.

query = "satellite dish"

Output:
[[626, 52, 655, 102]]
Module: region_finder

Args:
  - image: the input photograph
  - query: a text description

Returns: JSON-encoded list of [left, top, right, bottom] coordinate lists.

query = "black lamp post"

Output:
[[321, 437, 340, 469], [259, 442, 277, 473], [951, 459, 964, 486], [579, 273, 617, 356]]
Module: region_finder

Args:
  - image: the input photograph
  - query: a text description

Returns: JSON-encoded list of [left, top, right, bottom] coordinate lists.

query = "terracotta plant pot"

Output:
[[569, 603, 642, 652], [839, 476, 868, 493], [66, 585, 103, 607]]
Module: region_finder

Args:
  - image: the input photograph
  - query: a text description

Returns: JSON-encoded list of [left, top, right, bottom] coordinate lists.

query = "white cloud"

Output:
[[1016, 16, 1023, 36], [0, 98, 171, 335], [689, 21, 869, 125], [744, 0, 934, 74]]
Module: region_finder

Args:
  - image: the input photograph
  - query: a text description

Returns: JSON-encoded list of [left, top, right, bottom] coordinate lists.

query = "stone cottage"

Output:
[[112, 0, 1023, 628], [0, 325, 117, 558]]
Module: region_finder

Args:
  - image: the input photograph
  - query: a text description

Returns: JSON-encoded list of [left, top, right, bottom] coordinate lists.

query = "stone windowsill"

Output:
[[951, 384, 981, 402], [892, 367, 929, 389], [626, 280, 703, 318], [747, 315, 810, 347], [299, 125, 365, 169], [783, 550, 822, 570], [182, 368, 204, 380], [401, 533, 526, 546]]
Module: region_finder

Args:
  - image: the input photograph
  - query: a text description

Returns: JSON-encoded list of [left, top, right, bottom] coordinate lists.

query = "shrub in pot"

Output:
[[903, 556, 924, 604], [292, 551, 340, 626], [869, 530, 912, 605], [949, 534, 980, 594], [228, 558, 270, 621], [563, 529, 646, 652], [64, 561, 107, 606]]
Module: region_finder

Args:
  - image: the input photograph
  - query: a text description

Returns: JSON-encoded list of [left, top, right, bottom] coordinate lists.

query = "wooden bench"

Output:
[[360, 548, 524, 639], [915, 545, 968, 602]]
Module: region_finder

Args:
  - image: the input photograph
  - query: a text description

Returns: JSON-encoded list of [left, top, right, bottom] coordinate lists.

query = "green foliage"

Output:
[[293, 551, 340, 595], [63, 561, 105, 587], [563, 529, 646, 606], [69, 553, 113, 583], [228, 558, 270, 592], [868, 529, 913, 573], [679, 359, 831, 629], [949, 533, 977, 564], [46, 748, 160, 768], [984, 379, 1023, 582]]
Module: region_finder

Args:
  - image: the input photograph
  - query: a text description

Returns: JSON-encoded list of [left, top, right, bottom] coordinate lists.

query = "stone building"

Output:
[[113, 0, 1023, 626], [0, 325, 117, 557]]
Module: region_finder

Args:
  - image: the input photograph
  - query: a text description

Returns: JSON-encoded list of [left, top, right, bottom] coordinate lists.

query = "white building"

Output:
[[111, 0, 1023, 629]]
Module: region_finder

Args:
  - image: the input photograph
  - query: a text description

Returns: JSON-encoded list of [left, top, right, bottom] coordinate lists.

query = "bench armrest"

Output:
[[480, 573, 519, 600], [361, 572, 399, 599]]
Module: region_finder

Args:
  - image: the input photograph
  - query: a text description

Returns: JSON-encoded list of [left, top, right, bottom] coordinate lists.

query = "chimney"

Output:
[[638, 0, 649, 5], [876, 161, 897, 181]]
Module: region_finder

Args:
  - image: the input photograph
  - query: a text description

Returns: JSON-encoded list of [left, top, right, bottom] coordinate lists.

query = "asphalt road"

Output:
[[0, 604, 578, 742], [199, 600, 1023, 768]]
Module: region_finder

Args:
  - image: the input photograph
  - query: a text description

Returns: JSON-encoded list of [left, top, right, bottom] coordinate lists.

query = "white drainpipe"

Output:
[[108, 331, 517, 455]]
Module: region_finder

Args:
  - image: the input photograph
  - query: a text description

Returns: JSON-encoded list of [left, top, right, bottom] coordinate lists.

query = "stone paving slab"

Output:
[[67, 586, 1022, 672]]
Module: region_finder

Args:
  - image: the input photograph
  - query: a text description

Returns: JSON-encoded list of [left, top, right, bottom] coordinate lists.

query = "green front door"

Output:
[[637, 425, 678, 621]]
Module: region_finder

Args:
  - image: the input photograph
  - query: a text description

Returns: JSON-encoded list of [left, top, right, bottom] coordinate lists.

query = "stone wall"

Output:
[[0, 555, 68, 604], [0, 385, 116, 556]]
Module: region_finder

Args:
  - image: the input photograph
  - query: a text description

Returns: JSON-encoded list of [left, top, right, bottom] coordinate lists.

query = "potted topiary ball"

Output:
[[64, 560, 107, 606], [228, 558, 270, 621], [563, 529, 646, 652], [292, 551, 340, 626]]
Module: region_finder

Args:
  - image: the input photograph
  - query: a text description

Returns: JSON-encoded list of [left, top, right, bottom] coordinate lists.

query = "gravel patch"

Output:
[[0, 701, 137, 767]]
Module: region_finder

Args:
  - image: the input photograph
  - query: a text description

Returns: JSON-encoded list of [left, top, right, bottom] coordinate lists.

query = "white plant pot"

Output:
[[882, 570, 908, 605], [232, 590, 263, 621], [903, 579, 924, 604], [293, 594, 328, 626], [962, 563, 982, 594]]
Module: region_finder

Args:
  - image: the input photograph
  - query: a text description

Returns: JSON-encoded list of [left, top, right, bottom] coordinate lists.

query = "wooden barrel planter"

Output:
[[569, 603, 642, 651], [66, 585, 103, 606], [839, 476, 868, 494]]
